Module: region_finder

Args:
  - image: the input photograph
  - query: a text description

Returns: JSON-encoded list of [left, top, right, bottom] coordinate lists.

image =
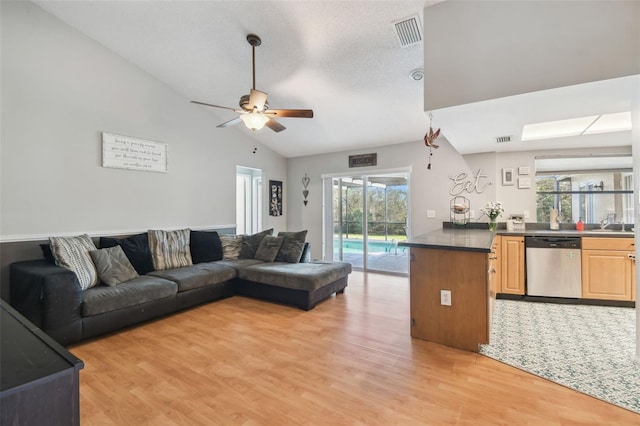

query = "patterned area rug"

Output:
[[479, 299, 640, 414]]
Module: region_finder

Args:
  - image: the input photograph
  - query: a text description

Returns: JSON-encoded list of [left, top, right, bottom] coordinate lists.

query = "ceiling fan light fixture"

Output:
[[241, 112, 269, 131]]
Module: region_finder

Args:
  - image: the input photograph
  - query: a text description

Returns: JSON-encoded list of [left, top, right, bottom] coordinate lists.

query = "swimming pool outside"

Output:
[[333, 238, 408, 274], [333, 239, 407, 254]]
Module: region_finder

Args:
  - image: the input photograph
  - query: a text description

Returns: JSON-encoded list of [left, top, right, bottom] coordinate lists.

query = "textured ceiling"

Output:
[[32, 0, 634, 159], [34, 0, 438, 158]]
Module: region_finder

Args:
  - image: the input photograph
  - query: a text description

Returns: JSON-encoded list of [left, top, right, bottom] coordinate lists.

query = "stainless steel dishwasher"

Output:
[[525, 236, 582, 298]]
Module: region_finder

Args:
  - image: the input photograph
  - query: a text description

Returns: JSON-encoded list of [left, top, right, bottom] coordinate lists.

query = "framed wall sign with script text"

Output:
[[102, 133, 168, 173]]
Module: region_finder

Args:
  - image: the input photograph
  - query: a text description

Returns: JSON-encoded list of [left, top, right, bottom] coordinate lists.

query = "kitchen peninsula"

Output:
[[399, 229, 495, 352]]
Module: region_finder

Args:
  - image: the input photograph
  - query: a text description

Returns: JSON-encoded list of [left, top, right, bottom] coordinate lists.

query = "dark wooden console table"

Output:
[[1, 300, 84, 426]]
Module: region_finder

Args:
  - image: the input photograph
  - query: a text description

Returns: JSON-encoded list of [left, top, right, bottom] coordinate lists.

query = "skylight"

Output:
[[521, 111, 631, 141]]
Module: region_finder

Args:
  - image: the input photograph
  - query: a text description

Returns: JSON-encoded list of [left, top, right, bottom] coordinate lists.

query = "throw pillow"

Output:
[[275, 230, 308, 263], [89, 245, 139, 286], [40, 244, 55, 264], [49, 234, 99, 290], [100, 233, 154, 275], [220, 234, 243, 259], [239, 228, 273, 259], [254, 236, 284, 262], [148, 229, 193, 271], [190, 230, 223, 263]]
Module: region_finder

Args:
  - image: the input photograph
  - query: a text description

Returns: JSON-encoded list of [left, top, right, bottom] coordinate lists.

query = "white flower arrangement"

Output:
[[481, 201, 504, 220]]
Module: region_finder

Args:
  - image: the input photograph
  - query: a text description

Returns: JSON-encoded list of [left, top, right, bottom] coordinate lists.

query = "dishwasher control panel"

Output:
[[525, 236, 581, 249]]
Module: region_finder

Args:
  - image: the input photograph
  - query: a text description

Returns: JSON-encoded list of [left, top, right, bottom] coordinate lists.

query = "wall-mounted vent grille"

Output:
[[495, 135, 512, 143], [392, 15, 423, 48]]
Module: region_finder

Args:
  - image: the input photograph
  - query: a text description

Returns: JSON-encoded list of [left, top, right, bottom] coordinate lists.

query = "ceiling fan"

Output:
[[191, 34, 314, 132]]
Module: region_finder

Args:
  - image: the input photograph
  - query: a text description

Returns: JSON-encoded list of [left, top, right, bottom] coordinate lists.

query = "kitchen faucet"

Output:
[[600, 216, 617, 230]]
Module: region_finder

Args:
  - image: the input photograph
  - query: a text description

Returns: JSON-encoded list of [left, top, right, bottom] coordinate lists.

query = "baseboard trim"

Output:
[[496, 293, 635, 308]]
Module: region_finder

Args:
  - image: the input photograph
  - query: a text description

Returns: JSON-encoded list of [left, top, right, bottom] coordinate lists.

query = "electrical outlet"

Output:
[[469, 210, 475, 219], [440, 290, 452, 306], [523, 210, 530, 219], [427, 210, 436, 218]]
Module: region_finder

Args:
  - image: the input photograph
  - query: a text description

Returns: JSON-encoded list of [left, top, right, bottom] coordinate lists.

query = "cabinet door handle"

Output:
[[489, 256, 497, 260], [628, 253, 635, 260]]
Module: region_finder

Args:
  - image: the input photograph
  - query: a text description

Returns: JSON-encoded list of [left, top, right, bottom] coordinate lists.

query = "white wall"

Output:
[[423, 1, 640, 110], [288, 140, 632, 260], [287, 137, 497, 260], [0, 1, 288, 240]]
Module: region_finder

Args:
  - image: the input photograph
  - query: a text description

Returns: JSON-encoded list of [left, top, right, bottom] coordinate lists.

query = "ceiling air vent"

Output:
[[392, 15, 423, 48], [495, 135, 512, 143]]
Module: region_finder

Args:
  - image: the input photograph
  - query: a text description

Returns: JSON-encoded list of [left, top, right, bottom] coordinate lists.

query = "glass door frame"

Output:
[[322, 167, 411, 275]]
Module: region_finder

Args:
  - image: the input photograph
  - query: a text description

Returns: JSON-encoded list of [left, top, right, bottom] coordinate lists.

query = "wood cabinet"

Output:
[[409, 247, 489, 352], [488, 236, 501, 335], [581, 237, 635, 301], [500, 236, 525, 295]]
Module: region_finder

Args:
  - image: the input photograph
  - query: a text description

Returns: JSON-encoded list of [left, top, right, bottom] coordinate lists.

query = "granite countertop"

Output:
[[398, 228, 494, 253], [399, 227, 635, 253]]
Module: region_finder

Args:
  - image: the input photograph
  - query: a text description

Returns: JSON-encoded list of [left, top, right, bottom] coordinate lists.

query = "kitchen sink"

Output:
[[583, 229, 634, 235]]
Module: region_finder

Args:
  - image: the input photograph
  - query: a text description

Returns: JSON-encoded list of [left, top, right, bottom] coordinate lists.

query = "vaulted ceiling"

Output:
[[33, 0, 637, 158]]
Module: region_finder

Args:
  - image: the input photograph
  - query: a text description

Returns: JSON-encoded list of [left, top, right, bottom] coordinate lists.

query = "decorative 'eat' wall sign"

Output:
[[349, 153, 377, 168], [102, 132, 168, 173], [448, 169, 491, 195]]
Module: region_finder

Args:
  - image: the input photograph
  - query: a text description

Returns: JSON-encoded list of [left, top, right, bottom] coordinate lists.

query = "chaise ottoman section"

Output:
[[236, 261, 352, 310]]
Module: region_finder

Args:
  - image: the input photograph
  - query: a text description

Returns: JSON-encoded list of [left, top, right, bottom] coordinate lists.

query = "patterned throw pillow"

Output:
[[275, 230, 308, 263], [220, 234, 243, 259], [148, 229, 193, 271], [254, 236, 284, 262], [49, 234, 99, 290], [89, 245, 139, 286]]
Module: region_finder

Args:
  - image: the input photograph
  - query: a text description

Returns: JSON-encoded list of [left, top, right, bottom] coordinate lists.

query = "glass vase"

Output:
[[488, 219, 497, 231]]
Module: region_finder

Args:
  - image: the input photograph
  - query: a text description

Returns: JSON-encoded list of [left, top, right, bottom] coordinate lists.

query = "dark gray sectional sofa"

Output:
[[9, 230, 351, 346]]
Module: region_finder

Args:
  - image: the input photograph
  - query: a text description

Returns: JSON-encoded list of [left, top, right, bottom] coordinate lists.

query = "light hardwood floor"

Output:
[[70, 272, 640, 425]]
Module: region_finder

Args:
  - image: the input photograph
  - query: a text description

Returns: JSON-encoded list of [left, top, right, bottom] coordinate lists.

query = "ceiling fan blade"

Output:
[[265, 109, 314, 118], [249, 89, 268, 111], [191, 100, 241, 112], [217, 116, 243, 128], [265, 118, 286, 132]]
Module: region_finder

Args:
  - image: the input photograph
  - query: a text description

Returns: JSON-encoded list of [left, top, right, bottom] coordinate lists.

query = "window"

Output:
[[236, 166, 262, 234], [535, 155, 634, 225]]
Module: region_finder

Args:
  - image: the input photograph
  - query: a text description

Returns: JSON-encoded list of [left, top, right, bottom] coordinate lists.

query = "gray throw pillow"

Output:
[[275, 230, 308, 263], [239, 228, 273, 259], [254, 236, 284, 262], [220, 234, 243, 259], [89, 245, 139, 286], [49, 234, 99, 290]]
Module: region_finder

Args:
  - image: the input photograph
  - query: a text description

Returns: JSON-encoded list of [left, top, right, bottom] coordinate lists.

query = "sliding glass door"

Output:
[[330, 172, 409, 274]]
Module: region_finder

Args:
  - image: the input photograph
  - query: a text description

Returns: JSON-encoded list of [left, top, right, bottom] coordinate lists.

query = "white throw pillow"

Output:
[[148, 229, 192, 271], [49, 234, 99, 290]]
